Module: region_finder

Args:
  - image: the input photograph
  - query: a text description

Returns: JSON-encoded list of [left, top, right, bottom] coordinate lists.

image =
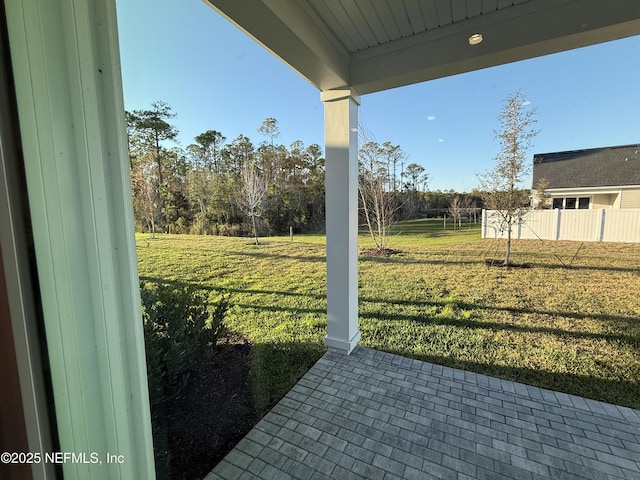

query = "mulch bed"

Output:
[[152, 333, 257, 479], [360, 247, 402, 257], [484, 259, 532, 268]]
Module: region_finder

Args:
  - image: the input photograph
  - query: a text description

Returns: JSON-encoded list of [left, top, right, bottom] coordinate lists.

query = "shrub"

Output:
[[140, 281, 228, 406], [190, 213, 215, 235], [217, 222, 253, 237]]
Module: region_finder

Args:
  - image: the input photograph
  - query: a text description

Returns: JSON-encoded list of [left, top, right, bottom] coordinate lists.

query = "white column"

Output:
[[321, 89, 361, 355]]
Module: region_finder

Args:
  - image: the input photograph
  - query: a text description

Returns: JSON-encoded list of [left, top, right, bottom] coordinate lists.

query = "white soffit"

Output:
[[204, 0, 640, 95]]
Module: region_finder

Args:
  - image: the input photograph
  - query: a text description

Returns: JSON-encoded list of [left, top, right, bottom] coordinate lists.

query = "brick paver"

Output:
[[207, 347, 640, 479]]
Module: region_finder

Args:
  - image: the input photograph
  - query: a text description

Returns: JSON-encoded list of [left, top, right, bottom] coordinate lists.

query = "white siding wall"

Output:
[[593, 193, 615, 209], [621, 190, 640, 209], [482, 209, 640, 243]]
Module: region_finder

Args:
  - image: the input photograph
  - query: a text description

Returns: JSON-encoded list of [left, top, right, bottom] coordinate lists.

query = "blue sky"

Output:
[[116, 0, 640, 192]]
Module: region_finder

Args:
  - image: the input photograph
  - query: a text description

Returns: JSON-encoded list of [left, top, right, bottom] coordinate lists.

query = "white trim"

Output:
[[206, 0, 640, 95], [324, 331, 362, 356], [0, 32, 55, 477], [546, 185, 640, 195], [5, 0, 155, 477]]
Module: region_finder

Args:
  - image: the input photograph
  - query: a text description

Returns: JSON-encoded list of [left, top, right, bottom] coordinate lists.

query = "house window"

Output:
[[552, 197, 590, 209]]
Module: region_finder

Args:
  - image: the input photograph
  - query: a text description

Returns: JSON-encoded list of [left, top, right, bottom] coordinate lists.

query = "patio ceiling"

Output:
[[204, 0, 640, 95]]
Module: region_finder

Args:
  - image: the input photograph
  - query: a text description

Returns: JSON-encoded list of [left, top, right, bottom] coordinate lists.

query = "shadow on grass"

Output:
[[360, 296, 640, 347], [140, 276, 637, 346], [528, 261, 640, 274], [358, 256, 486, 266], [395, 229, 478, 238], [222, 250, 325, 263], [362, 295, 640, 324], [139, 275, 327, 301], [232, 303, 325, 315], [374, 347, 640, 410], [358, 253, 640, 273]]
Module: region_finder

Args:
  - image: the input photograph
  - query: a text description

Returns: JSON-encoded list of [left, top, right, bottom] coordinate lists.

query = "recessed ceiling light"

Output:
[[468, 33, 483, 45]]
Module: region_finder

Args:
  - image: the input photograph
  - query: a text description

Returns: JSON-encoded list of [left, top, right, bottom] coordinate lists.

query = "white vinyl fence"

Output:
[[482, 208, 640, 243]]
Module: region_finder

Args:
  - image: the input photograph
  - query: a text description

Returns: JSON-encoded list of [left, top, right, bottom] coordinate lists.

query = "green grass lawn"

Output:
[[136, 218, 640, 411]]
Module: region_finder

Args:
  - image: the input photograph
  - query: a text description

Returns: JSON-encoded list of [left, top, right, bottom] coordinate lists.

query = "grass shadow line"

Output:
[[222, 250, 326, 263], [139, 276, 327, 300], [360, 297, 640, 347]]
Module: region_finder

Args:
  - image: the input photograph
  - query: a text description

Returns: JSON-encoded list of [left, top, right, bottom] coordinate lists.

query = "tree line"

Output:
[[126, 102, 326, 237], [126, 101, 486, 238]]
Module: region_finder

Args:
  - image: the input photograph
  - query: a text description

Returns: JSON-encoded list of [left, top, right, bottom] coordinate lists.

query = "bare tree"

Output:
[[237, 161, 267, 245], [358, 128, 403, 251], [460, 195, 475, 224], [130, 158, 162, 237], [448, 195, 464, 229], [448, 195, 474, 228], [478, 91, 539, 265]]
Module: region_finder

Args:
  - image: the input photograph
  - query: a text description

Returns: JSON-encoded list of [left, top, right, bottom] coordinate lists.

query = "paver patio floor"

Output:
[[206, 347, 640, 480]]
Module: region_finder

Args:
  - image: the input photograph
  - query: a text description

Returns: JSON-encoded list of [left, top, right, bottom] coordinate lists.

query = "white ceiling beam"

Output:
[[350, 0, 640, 94], [203, 0, 350, 91]]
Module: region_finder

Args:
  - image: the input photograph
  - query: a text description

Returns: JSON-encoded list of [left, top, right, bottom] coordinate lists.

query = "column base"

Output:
[[324, 331, 361, 356]]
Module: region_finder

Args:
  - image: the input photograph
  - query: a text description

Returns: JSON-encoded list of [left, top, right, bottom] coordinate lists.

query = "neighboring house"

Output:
[[532, 144, 640, 209]]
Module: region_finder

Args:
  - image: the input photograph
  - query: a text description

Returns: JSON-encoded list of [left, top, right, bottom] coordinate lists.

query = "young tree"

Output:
[[478, 91, 539, 265], [448, 195, 464, 229], [358, 128, 406, 252], [237, 161, 267, 245], [447, 194, 473, 228]]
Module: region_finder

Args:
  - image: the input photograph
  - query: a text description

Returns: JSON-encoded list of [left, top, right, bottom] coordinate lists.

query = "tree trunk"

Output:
[[505, 221, 512, 266], [251, 212, 259, 245]]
